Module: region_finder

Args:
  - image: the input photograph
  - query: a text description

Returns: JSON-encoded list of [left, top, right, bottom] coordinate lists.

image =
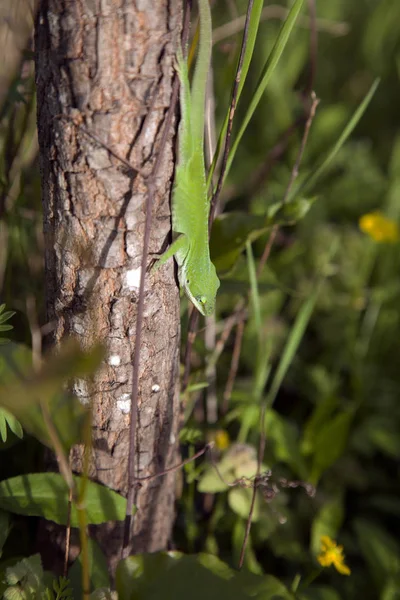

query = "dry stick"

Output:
[[182, 0, 254, 391], [122, 4, 192, 557]]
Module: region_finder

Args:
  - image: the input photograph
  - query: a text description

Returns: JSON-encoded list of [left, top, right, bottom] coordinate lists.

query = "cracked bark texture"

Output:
[[35, 0, 181, 571]]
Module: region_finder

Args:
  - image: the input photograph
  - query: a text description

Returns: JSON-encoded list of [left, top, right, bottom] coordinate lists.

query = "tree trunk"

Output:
[[35, 0, 181, 573]]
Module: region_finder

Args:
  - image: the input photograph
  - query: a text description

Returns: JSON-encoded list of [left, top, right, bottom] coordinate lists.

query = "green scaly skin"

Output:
[[153, 0, 220, 316]]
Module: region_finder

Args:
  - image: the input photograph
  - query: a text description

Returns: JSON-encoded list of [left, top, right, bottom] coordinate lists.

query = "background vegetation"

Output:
[[1, 0, 400, 598]]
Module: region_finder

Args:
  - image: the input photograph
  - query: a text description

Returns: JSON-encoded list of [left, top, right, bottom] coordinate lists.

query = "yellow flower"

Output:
[[214, 429, 230, 451], [317, 535, 351, 576], [359, 211, 399, 243]]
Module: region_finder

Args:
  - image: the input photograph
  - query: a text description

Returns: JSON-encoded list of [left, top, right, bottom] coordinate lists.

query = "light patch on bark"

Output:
[[125, 267, 142, 290], [108, 354, 121, 366], [117, 394, 131, 414]]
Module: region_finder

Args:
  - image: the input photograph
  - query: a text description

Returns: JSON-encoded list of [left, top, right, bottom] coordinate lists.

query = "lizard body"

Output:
[[153, 0, 220, 316]]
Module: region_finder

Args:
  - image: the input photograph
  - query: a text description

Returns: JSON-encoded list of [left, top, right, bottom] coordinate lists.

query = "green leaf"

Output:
[[310, 411, 353, 484], [210, 202, 313, 277], [232, 518, 263, 575], [0, 473, 129, 526], [299, 587, 341, 600], [210, 212, 272, 275], [179, 427, 203, 445], [228, 487, 262, 522], [247, 241, 262, 337], [380, 575, 400, 600], [198, 444, 263, 493], [0, 408, 23, 443], [358, 416, 400, 458], [3, 554, 44, 597], [90, 589, 114, 600], [310, 495, 344, 555], [264, 410, 307, 479], [301, 395, 338, 456], [198, 464, 232, 494], [0, 306, 15, 326], [0, 341, 104, 451], [354, 519, 400, 591], [116, 552, 293, 600], [266, 197, 316, 225], [68, 538, 110, 595], [265, 286, 320, 411]]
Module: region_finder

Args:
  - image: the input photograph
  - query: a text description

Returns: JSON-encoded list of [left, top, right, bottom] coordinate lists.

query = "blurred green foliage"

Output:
[[180, 1, 400, 598], [1, 0, 400, 599]]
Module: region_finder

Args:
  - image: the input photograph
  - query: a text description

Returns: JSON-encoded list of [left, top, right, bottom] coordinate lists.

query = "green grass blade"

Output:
[[298, 78, 380, 196], [207, 0, 264, 188], [223, 0, 304, 184], [246, 240, 261, 338], [266, 288, 318, 410]]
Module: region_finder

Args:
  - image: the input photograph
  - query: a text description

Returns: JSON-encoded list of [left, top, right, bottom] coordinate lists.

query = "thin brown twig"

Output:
[[209, 307, 247, 367], [68, 119, 141, 174], [136, 442, 214, 483], [282, 92, 320, 206], [122, 3, 192, 556]]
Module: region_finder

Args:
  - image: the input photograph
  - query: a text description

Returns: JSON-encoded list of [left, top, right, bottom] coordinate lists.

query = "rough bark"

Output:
[[35, 0, 181, 571]]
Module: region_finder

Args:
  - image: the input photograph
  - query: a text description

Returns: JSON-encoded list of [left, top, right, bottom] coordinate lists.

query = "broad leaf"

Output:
[[116, 552, 293, 600], [310, 411, 354, 484], [0, 473, 129, 526]]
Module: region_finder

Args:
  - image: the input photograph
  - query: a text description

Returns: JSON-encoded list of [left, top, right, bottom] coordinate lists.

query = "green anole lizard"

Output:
[[153, 0, 220, 316]]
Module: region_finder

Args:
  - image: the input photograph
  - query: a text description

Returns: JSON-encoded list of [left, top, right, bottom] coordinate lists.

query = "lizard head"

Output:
[[181, 261, 220, 317]]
